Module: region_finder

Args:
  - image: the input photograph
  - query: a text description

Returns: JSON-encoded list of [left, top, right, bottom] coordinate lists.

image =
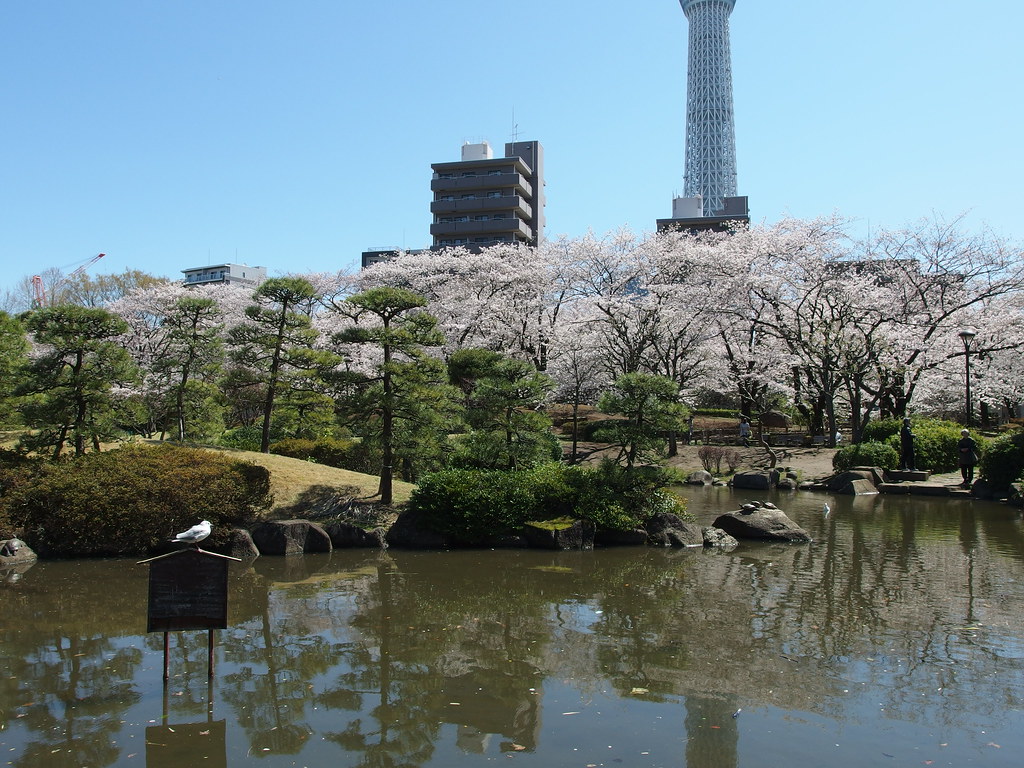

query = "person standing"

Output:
[[739, 417, 751, 447], [899, 418, 917, 471], [957, 429, 979, 488]]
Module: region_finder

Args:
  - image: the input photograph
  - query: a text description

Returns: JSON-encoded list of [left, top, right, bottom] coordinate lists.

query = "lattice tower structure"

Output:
[[680, 0, 738, 216]]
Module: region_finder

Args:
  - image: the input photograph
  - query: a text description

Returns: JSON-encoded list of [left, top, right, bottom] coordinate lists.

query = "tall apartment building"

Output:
[[430, 140, 545, 249]]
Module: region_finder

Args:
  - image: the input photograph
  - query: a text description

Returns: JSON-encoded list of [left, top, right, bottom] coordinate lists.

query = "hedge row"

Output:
[[409, 461, 688, 545], [0, 445, 272, 557]]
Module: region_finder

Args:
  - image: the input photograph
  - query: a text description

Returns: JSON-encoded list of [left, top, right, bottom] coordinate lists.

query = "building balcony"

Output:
[[430, 217, 533, 239], [430, 172, 533, 197], [430, 195, 532, 218]]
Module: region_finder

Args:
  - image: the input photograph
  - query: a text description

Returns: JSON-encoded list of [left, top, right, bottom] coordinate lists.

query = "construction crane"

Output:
[[31, 253, 105, 308]]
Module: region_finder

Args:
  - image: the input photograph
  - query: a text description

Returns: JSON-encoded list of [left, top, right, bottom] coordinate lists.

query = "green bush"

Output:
[[861, 418, 976, 473], [581, 418, 625, 441], [979, 430, 1024, 489], [411, 468, 536, 544], [833, 441, 899, 471], [860, 418, 903, 444], [270, 437, 357, 469], [219, 425, 264, 452], [4, 445, 272, 557], [448, 429, 562, 470], [0, 449, 43, 538], [409, 461, 688, 544], [268, 437, 317, 459], [887, 420, 973, 473]]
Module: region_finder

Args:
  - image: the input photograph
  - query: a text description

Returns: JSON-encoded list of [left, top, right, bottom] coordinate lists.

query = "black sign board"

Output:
[[146, 549, 230, 632]]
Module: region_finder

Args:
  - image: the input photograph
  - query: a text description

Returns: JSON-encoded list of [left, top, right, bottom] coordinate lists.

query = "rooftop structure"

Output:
[[182, 263, 267, 288]]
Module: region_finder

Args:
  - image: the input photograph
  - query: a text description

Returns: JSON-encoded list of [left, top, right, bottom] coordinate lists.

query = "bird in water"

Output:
[[170, 520, 212, 547], [823, 503, 831, 518]]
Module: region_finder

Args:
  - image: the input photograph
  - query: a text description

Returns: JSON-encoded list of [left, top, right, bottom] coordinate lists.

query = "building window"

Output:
[[438, 172, 455, 179], [461, 171, 477, 178], [461, 194, 477, 199], [474, 215, 489, 221], [486, 191, 502, 198], [439, 195, 455, 201], [454, 216, 469, 222], [487, 169, 503, 176]]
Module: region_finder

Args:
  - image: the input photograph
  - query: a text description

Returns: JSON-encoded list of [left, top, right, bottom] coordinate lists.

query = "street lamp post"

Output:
[[959, 328, 977, 427]]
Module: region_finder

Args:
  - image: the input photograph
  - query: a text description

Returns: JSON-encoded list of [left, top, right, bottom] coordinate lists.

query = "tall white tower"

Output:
[[680, 0, 738, 217]]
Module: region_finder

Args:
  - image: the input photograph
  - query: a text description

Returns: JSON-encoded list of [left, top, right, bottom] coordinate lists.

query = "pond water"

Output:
[[2, 489, 1023, 768]]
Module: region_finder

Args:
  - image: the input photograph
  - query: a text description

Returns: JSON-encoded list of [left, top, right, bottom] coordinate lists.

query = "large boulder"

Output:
[[0, 539, 36, 566], [385, 509, 454, 550], [1008, 483, 1024, 509], [224, 528, 260, 559], [594, 527, 649, 547], [644, 512, 703, 547], [824, 470, 877, 492], [523, 520, 595, 550], [731, 470, 776, 490], [851, 466, 886, 486], [835, 478, 878, 496], [702, 527, 739, 551], [324, 521, 387, 549], [251, 520, 333, 556], [712, 506, 811, 542], [685, 470, 714, 486]]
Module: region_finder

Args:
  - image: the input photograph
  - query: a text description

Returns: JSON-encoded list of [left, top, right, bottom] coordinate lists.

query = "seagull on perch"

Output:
[[170, 520, 211, 546]]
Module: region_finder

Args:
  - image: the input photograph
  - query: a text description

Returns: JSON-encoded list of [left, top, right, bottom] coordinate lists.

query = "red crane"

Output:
[[31, 253, 105, 308]]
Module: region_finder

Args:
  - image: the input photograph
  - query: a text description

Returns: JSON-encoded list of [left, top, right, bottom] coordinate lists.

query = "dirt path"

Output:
[[569, 441, 839, 481]]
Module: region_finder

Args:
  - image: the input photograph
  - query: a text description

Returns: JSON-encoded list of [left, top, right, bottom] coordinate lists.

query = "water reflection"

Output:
[[1, 491, 1023, 767]]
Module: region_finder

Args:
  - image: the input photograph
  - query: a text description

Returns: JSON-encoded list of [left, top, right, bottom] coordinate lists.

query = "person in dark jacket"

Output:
[[957, 429, 979, 487], [899, 418, 917, 471]]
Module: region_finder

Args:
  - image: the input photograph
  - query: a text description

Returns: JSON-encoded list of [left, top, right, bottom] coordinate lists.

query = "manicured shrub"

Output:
[[219, 425, 264, 452], [5, 445, 272, 557], [861, 418, 977, 473], [0, 449, 42, 538], [410, 461, 689, 544], [887, 420, 972, 473], [270, 437, 357, 469], [411, 468, 536, 544], [448, 429, 562, 470], [833, 441, 899, 471], [860, 419, 903, 444], [979, 430, 1024, 490]]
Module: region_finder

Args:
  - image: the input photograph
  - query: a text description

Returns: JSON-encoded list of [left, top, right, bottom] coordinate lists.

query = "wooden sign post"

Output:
[[138, 548, 240, 681]]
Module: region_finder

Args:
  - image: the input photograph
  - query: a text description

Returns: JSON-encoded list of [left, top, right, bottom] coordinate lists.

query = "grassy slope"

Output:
[[202, 446, 416, 512]]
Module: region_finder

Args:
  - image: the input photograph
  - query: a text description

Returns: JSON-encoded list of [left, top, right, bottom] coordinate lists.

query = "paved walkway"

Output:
[[878, 470, 974, 497]]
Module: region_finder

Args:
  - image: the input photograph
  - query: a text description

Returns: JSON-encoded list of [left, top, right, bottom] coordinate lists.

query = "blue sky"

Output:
[[1, 0, 1021, 290]]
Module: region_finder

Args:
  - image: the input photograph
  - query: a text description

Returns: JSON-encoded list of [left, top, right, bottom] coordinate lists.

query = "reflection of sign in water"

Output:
[[146, 549, 230, 632], [145, 720, 226, 768]]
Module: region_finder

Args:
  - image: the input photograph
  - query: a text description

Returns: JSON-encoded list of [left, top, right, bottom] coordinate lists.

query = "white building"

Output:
[[181, 263, 267, 288]]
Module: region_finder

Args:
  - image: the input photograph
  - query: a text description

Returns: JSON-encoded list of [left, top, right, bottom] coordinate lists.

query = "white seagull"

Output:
[[170, 520, 212, 546], [823, 503, 831, 518]]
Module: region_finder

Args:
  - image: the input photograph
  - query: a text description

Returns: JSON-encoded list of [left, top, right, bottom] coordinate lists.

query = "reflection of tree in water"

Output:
[[0, 561, 149, 768], [318, 554, 553, 765], [218, 566, 341, 755], [5, 634, 142, 768]]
